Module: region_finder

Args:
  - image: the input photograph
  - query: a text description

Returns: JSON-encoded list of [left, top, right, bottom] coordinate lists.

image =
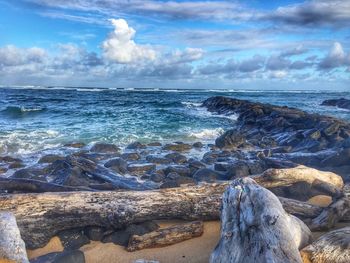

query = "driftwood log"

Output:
[[301, 227, 350, 263], [253, 165, 344, 198], [0, 166, 344, 249], [127, 221, 203, 252], [0, 181, 321, 249], [0, 212, 29, 263], [210, 177, 311, 263], [309, 195, 350, 231]]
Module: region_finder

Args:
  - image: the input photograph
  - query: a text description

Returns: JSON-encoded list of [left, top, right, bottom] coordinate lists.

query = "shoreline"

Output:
[[1, 95, 350, 262]]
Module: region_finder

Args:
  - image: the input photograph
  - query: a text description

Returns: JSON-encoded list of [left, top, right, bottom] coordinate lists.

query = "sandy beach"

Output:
[[27, 221, 221, 263]]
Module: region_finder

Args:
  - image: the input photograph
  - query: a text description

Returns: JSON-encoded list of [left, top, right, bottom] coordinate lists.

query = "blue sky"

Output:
[[0, 0, 349, 90]]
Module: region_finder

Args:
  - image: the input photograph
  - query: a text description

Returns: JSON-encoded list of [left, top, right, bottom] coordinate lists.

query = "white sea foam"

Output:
[[189, 128, 224, 139], [181, 101, 202, 107]]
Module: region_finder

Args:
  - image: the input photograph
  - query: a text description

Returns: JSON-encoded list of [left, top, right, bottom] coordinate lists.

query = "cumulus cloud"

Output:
[[0, 45, 47, 67], [319, 42, 348, 69], [102, 18, 156, 63]]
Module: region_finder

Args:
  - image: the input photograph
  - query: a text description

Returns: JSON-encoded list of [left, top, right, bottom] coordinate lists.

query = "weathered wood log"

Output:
[[309, 195, 350, 231], [253, 165, 344, 197], [0, 178, 93, 193], [127, 221, 203, 252], [0, 183, 225, 249], [210, 177, 312, 263], [278, 197, 322, 218], [0, 212, 29, 263], [300, 227, 350, 263], [0, 181, 320, 249]]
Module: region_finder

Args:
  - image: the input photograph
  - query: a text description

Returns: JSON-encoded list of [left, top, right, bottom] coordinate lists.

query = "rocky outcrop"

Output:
[[321, 98, 350, 110], [203, 96, 350, 180]]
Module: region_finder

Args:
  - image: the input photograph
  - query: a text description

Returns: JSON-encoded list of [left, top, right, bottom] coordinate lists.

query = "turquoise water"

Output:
[[0, 87, 349, 155]]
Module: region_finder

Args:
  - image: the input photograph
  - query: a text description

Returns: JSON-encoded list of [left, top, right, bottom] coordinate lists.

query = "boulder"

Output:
[[193, 168, 226, 182], [104, 157, 128, 174], [38, 154, 65, 164], [321, 98, 350, 110], [147, 142, 162, 147], [193, 142, 204, 148], [215, 129, 245, 149], [146, 155, 171, 164], [127, 163, 156, 175], [164, 152, 187, 164], [64, 142, 86, 148], [30, 250, 85, 263], [84, 226, 105, 241], [90, 143, 120, 153], [126, 142, 146, 149], [12, 168, 46, 181], [164, 165, 191, 177], [150, 173, 165, 183], [57, 229, 90, 250], [163, 143, 192, 152], [121, 152, 141, 161]]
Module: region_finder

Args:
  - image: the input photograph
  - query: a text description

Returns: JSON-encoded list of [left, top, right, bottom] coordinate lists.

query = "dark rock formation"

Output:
[[321, 98, 350, 110], [203, 96, 350, 180]]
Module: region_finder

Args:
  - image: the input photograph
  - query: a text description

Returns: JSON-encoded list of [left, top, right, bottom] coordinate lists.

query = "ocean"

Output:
[[1, 87, 349, 158]]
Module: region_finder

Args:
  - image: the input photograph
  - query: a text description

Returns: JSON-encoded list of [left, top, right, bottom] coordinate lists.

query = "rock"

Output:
[[0, 166, 7, 174], [84, 226, 105, 241], [150, 172, 165, 183], [111, 222, 159, 247], [48, 160, 100, 187], [38, 154, 65, 164], [214, 162, 231, 172], [163, 143, 192, 152], [58, 229, 90, 250], [12, 168, 46, 181], [126, 142, 146, 149], [321, 148, 350, 167], [8, 162, 25, 169], [104, 158, 128, 174], [193, 142, 203, 148], [30, 250, 85, 263], [121, 152, 141, 161], [165, 172, 195, 185], [164, 165, 191, 177], [146, 155, 171, 164], [0, 156, 22, 163], [188, 158, 206, 175], [90, 143, 120, 153], [224, 160, 250, 179], [64, 142, 86, 148], [164, 152, 187, 164], [193, 168, 226, 182], [127, 163, 156, 175], [160, 181, 180, 188], [147, 142, 162, 147], [57, 229, 90, 250], [321, 98, 350, 110], [215, 129, 245, 149]]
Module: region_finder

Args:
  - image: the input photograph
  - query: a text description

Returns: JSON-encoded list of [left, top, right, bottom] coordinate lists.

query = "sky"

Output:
[[0, 0, 349, 90]]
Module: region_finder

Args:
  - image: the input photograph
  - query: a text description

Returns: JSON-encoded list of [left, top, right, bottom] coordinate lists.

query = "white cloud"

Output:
[[0, 45, 47, 67], [102, 18, 156, 64], [319, 42, 348, 69], [269, 70, 288, 79]]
